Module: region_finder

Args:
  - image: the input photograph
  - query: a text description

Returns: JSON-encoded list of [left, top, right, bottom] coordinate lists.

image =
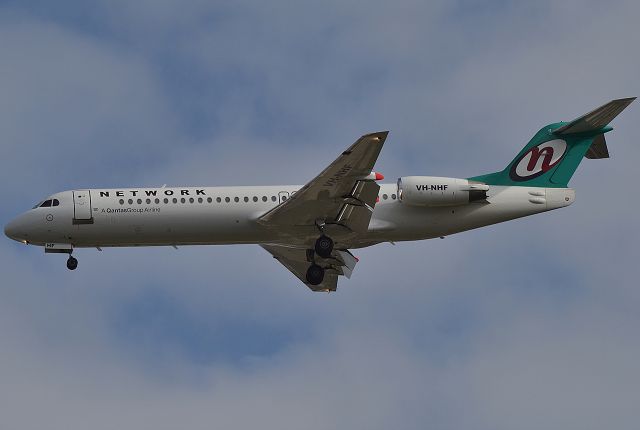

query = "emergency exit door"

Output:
[[72, 190, 93, 224]]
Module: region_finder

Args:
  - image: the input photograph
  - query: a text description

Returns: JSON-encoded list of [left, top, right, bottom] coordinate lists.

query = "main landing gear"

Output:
[[305, 220, 335, 286], [66, 255, 78, 270], [305, 263, 325, 285], [305, 230, 334, 285], [314, 234, 333, 258]]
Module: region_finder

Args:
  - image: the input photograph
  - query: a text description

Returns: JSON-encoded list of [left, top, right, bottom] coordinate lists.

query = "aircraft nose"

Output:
[[4, 217, 25, 242]]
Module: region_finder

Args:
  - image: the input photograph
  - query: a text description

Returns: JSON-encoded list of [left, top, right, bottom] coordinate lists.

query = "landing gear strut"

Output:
[[314, 235, 334, 258], [307, 221, 331, 285], [306, 264, 325, 285], [66, 255, 78, 270]]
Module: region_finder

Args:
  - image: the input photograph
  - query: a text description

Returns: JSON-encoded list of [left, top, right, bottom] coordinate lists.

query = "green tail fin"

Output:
[[469, 97, 635, 187]]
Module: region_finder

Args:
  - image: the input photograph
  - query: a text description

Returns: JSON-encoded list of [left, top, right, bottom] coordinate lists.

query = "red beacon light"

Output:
[[363, 171, 385, 181]]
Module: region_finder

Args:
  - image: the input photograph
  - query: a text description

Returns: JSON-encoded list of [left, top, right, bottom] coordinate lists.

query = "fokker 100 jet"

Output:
[[5, 98, 635, 291]]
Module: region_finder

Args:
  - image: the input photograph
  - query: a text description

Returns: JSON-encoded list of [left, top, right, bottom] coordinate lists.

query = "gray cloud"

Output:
[[1, 0, 639, 429]]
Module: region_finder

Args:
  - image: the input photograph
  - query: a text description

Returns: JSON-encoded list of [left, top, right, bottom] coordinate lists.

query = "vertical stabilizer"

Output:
[[470, 98, 635, 187]]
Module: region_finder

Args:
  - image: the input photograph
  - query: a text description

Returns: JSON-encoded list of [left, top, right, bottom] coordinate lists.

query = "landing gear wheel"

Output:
[[306, 264, 325, 286], [314, 235, 334, 258], [66, 256, 78, 271]]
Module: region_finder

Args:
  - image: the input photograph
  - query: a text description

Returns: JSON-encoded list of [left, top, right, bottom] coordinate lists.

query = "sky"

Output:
[[1, 1, 639, 429]]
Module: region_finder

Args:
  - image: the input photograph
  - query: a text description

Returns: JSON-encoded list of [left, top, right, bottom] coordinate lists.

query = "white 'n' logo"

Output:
[[510, 139, 567, 181]]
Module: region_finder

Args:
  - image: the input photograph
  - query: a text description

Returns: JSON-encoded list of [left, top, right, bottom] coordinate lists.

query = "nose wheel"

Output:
[[66, 255, 78, 270]]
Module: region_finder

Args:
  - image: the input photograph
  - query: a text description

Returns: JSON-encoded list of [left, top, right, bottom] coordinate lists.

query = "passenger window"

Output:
[[271, 196, 277, 202], [253, 196, 258, 202], [52, 199, 60, 206], [40, 200, 52, 207], [173, 198, 178, 203], [146, 198, 151, 204], [244, 197, 249, 202], [189, 198, 194, 203], [383, 194, 388, 200], [262, 196, 267, 202], [207, 197, 213, 203], [155, 198, 160, 204], [234, 197, 239, 202], [225, 197, 230, 203], [391, 193, 397, 200], [180, 198, 186, 203], [137, 199, 142, 204], [216, 197, 222, 203], [163, 198, 169, 204], [198, 197, 203, 203], [119, 199, 125, 205], [128, 199, 133, 204]]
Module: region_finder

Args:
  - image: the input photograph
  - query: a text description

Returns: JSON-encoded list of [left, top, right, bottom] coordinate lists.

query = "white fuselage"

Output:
[[5, 183, 575, 250]]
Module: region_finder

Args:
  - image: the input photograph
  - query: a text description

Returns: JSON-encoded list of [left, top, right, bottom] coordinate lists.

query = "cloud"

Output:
[[1, 0, 639, 429], [0, 11, 181, 206]]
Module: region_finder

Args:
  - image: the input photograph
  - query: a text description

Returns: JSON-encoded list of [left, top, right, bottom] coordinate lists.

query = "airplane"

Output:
[[4, 98, 635, 291]]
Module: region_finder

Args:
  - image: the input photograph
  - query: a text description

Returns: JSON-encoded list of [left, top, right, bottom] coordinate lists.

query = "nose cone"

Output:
[[4, 217, 24, 242]]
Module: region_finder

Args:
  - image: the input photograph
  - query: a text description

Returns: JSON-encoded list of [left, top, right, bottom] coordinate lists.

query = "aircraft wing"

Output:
[[258, 131, 388, 233], [261, 244, 358, 292]]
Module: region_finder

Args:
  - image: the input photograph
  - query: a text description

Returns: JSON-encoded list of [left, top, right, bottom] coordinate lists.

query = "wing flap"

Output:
[[336, 204, 373, 233], [336, 179, 380, 232], [348, 179, 380, 204]]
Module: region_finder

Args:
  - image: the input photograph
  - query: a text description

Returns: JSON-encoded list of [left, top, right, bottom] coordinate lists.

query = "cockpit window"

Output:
[[35, 199, 59, 208]]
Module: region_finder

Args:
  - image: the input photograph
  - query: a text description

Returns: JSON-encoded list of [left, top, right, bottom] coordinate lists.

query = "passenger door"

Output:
[[72, 190, 93, 224]]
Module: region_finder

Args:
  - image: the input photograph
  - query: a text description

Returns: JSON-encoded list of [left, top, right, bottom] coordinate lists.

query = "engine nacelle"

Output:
[[397, 176, 489, 207]]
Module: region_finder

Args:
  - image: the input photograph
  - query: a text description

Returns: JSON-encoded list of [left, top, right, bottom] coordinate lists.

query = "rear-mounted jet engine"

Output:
[[397, 176, 489, 207]]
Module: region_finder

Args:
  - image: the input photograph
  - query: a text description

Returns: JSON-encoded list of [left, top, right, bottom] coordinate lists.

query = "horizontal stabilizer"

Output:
[[553, 97, 635, 135], [585, 134, 610, 159]]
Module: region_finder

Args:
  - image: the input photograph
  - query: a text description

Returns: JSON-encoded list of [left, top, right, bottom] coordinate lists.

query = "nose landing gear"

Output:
[[66, 255, 78, 270]]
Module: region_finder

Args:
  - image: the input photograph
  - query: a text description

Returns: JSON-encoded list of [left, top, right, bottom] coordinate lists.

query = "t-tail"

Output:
[[470, 97, 636, 187]]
